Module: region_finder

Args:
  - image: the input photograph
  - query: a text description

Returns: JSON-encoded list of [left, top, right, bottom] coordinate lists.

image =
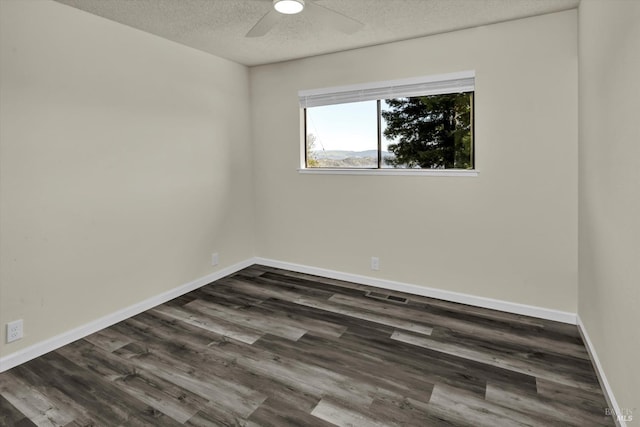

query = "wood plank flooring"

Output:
[[0, 265, 614, 426]]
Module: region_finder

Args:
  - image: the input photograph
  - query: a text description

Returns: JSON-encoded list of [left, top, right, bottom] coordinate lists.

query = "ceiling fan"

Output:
[[246, 0, 363, 37]]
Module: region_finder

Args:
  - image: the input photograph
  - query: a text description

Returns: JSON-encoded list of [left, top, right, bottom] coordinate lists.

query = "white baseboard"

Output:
[[0, 258, 254, 373], [577, 315, 624, 427], [1, 256, 578, 373], [254, 257, 577, 324]]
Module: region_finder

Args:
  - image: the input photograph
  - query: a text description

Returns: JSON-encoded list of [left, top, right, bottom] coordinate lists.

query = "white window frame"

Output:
[[298, 70, 478, 176]]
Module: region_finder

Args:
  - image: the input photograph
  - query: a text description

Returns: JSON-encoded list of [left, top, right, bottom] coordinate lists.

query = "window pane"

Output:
[[381, 92, 473, 169], [306, 100, 378, 168]]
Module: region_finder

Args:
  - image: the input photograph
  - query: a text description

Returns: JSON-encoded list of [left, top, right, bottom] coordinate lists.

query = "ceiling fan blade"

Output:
[[305, 1, 363, 34], [246, 9, 281, 37]]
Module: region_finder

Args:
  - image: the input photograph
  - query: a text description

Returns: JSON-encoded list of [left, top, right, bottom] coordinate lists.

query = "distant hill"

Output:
[[309, 150, 395, 168], [312, 150, 392, 160]]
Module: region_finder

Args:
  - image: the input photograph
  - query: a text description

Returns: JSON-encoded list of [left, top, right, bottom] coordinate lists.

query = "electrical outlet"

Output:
[[211, 252, 219, 266], [371, 257, 380, 271], [7, 320, 23, 343]]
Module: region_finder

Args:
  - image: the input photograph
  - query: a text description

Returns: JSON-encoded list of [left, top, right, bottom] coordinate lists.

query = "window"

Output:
[[299, 71, 475, 173]]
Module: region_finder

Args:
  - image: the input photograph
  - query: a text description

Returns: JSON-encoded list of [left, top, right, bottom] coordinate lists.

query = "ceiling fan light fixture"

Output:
[[273, 0, 305, 15]]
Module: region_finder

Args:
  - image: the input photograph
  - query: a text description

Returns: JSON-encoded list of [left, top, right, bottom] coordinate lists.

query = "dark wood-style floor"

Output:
[[0, 265, 614, 426]]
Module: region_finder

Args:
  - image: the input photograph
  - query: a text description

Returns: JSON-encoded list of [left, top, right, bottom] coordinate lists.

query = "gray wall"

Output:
[[578, 0, 640, 414], [250, 11, 578, 312], [0, 0, 255, 356]]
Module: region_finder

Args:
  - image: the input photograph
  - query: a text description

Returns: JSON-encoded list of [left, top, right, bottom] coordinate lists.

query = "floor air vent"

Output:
[[365, 291, 408, 304]]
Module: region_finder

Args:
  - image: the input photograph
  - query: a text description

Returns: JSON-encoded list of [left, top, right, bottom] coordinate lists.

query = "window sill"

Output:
[[298, 168, 479, 177]]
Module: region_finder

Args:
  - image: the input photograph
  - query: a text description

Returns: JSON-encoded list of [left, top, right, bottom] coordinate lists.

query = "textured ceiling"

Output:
[[54, 0, 580, 66]]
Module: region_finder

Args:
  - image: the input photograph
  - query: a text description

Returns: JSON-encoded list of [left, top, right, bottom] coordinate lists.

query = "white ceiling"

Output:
[[54, 0, 580, 66]]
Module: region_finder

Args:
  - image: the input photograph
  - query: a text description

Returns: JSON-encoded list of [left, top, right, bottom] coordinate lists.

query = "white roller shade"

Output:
[[299, 71, 475, 108]]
